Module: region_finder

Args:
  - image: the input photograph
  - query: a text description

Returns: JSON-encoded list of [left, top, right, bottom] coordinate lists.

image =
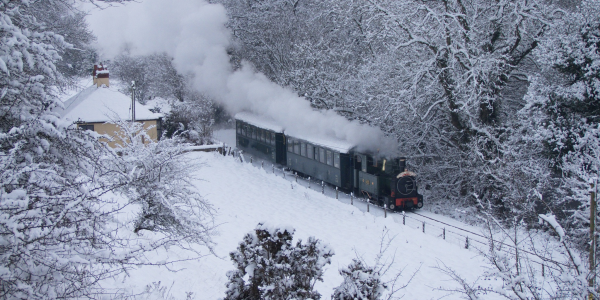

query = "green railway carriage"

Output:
[[285, 136, 354, 190], [235, 113, 286, 165]]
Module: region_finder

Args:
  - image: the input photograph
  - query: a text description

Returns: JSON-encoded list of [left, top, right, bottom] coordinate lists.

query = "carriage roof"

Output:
[[234, 112, 355, 153]]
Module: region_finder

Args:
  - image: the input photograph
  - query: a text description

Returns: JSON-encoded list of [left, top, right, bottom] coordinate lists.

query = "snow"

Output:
[[184, 144, 223, 151], [235, 112, 284, 133], [111, 151, 501, 299], [539, 213, 566, 242], [235, 111, 356, 153], [285, 129, 356, 154], [144, 97, 172, 114], [56, 85, 163, 123]]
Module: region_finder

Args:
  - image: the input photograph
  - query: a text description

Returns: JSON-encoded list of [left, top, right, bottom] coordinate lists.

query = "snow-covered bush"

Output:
[[108, 119, 215, 245], [224, 223, 333, 300], [162, 93, 218, 145], [332, 259, 385, 300], [332, 228, 416, 300]]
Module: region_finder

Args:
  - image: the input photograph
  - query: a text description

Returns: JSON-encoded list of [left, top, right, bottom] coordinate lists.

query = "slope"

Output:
[[106, 150, 501, 300]]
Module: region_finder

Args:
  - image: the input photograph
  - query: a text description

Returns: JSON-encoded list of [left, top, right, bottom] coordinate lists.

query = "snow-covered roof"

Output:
[[235, 112, 284, 133], [234, 112, 355, 153], [57, 86, 163, 123], [285, 130, 355, 153]]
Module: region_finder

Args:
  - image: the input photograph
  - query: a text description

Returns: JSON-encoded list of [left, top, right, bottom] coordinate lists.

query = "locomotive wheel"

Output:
[[389, 203, 396, 210], [417, 202, 423, 208]]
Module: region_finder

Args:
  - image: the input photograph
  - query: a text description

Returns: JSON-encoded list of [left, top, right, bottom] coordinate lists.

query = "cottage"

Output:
[[58, 85, 163, 148]]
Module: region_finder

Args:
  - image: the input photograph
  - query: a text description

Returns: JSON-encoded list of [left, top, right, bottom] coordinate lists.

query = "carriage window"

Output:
[[242, 125, 247, 136], [251, 127, 257, 140], [334, 153, 340, 168], [287, 137, 293, 152], [319, 148, 326, 163], [270, 132, 276, 145], [306, 144, 314, 160], [361, 155, 367, 172], [326, 150, 333, 166], [294, 140, 301, 154], [300, 142, 306, 157], [236, 122, 241, 134], [261, 130, 266, 143]]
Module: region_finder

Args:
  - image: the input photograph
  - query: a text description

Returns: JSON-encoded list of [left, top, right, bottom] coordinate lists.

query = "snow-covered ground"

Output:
[[108, 147, 508, 299]]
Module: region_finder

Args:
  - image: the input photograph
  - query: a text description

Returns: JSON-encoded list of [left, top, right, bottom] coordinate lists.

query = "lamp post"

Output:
[[131, 81, 136, 122]]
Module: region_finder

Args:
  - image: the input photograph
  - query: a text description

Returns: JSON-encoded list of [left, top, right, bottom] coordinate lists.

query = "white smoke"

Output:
[[87, 0, 397, 155]]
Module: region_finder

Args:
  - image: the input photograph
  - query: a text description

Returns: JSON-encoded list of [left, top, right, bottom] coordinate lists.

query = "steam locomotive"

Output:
[[234, 112, 423, 210]]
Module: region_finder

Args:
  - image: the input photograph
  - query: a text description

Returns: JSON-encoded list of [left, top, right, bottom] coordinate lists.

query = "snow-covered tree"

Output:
[[111, 53, 186, 103], [519, 0, 600, 237], [439, 210, 594, 299], [0, 1, 215, 298], [224, 223, 333, 300]]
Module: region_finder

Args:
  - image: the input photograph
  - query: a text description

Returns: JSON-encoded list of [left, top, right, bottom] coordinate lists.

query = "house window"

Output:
[[334, 152, 340, 168], [326, 150, 333, 166], [79, 124, 94, 131]]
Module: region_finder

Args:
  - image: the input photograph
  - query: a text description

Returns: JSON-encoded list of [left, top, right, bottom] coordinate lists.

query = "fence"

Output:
[[225, 150, 570, 275]]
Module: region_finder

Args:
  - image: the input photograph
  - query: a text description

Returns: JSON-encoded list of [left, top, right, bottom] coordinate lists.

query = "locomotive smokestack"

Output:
[[398, 157, 406, 172]]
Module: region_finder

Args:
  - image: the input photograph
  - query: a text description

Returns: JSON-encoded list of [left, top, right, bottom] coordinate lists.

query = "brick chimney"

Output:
[[93, 64, 110, 88]]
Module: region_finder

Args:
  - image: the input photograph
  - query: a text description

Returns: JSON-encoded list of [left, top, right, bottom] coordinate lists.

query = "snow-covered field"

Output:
[[108, 146, 505, 299]]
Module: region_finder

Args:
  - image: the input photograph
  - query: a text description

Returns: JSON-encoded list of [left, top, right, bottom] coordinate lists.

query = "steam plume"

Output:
[[87, 0, 397, 154]]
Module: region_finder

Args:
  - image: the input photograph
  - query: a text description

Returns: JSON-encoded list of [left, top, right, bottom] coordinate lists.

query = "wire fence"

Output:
[[223, 150, 571, 275]]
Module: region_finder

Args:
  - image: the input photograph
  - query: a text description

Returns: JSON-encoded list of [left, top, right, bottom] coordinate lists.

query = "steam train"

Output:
[[234, 112, 423, 210]]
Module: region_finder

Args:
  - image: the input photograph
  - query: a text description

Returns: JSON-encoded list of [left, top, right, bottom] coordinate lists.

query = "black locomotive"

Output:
[[234, 112, 423, 210]]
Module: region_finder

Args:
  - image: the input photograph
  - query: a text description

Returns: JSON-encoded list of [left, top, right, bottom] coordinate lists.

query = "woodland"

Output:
[[1, 0, 599, 298]]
